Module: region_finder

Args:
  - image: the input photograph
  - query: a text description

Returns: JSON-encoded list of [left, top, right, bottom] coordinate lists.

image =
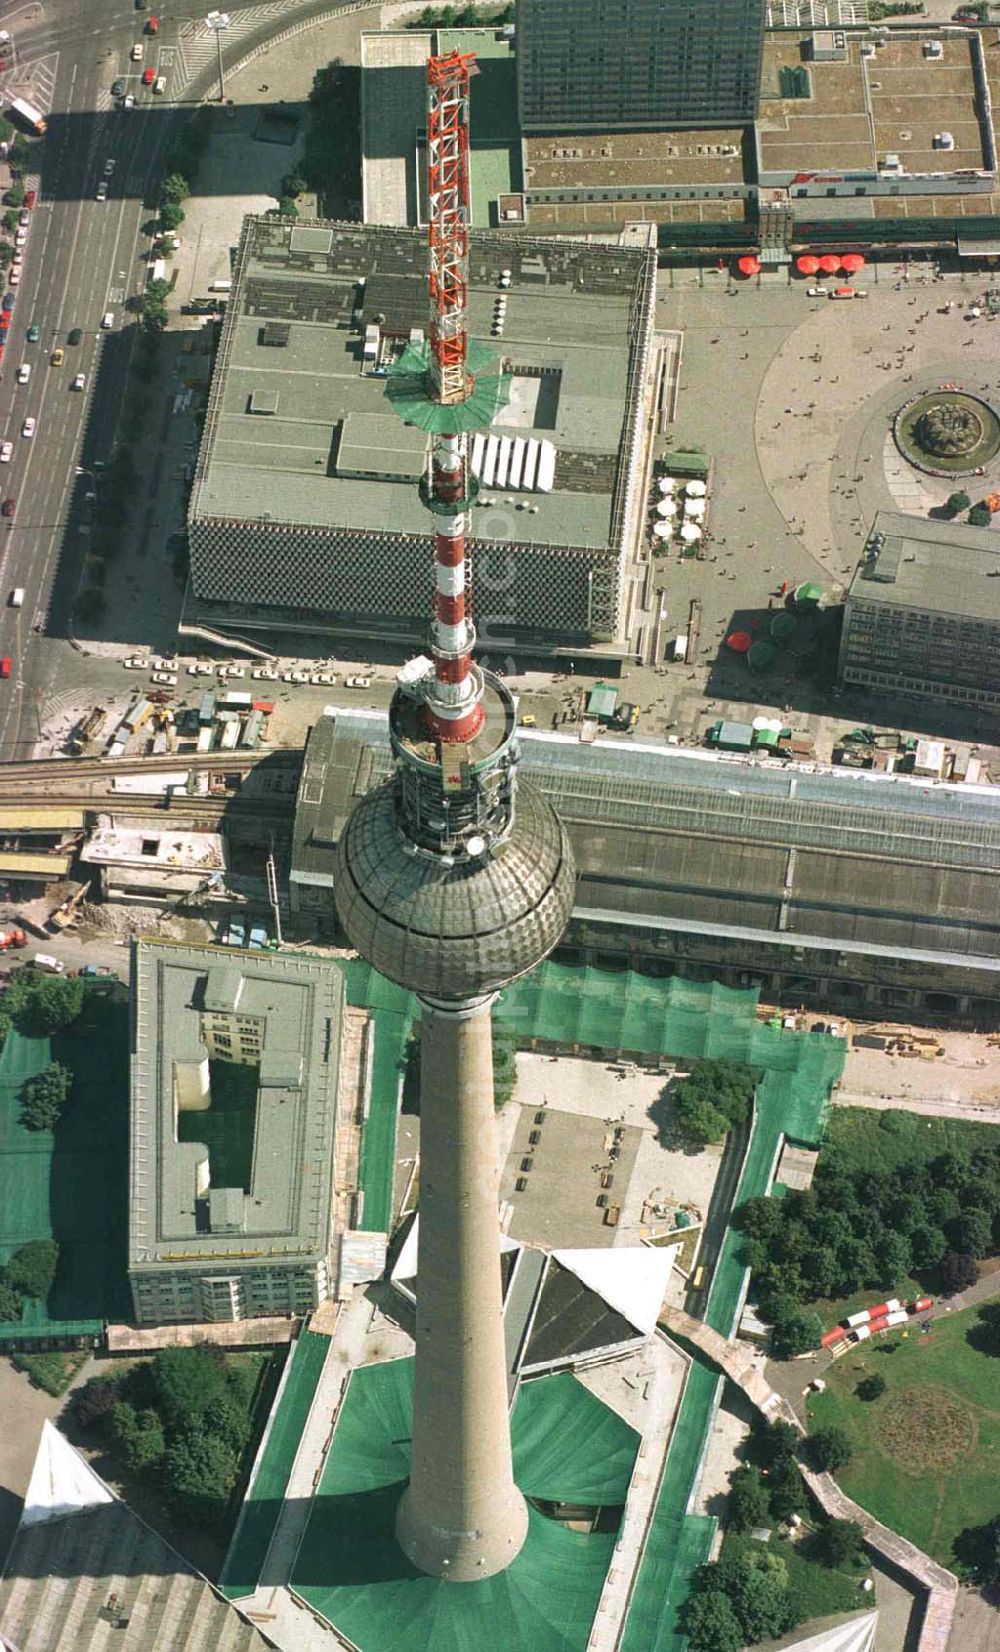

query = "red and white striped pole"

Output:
[[424, 430, 484, 744]]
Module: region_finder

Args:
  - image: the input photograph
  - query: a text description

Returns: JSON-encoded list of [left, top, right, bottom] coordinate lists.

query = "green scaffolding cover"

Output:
[[384, 337, 511, 434], [292, 1358, 636, 1652]]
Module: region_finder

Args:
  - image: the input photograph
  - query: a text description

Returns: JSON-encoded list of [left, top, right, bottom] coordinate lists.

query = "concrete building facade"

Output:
[[128, 940, 343, 1326], [185, 217, 655, 654], [516, 0, 765, 132], [840, 511, 1000, 712]]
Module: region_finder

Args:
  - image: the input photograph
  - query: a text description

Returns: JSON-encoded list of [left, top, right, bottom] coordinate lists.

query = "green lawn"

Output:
[[722, 1533, 862, 1622], [177, 1059, 259, 1192], [822, 1107, 1000, 1176], [806, 1306, 1000, 1567]]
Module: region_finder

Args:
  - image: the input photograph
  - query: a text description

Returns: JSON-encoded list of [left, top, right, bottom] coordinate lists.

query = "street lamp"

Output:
[[205, 11, 231, 104]]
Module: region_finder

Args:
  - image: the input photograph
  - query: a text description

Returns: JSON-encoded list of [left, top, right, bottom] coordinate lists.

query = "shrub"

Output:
[[808, 1425, 853, 1472], [72, 1375, 121, 1430], [159, 200, 184, 232], [728, 1464, 771, 1532], [815, 1517, 865, 1568], [5, 973, 84, 1034], [942, 1250, 978, 1293], [856, 1372, 886, 1401], [0, 1278, 23, 1321], [968, 505, 992, 527], [160, 172, 189, 205], [771, 1307, 823, 1359]]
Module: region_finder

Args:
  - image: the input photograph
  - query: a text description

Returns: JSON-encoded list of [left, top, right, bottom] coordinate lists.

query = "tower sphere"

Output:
[[335, 769, 575, 1003]]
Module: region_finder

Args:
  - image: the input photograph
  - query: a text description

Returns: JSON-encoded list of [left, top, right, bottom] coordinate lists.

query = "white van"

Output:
[[101, 311, 115, 330], [33, 954, 64, 974], [209, 279, 232, 294], [10, 587, 24, 608]]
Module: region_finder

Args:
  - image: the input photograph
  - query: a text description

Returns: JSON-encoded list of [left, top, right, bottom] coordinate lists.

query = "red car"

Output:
[[146, 15, 159, 30], [1, 497, 14, 518], [141, 66, 155, 85], [0, 658, 10, 679]]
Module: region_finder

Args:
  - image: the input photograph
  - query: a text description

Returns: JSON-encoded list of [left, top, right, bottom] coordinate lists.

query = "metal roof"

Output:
[[128, 939, 343, 1271], [297, 710, 1000, 969], [850, 509, 1000, 622]]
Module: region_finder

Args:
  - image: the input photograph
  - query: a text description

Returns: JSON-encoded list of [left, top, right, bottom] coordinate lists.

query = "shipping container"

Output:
[[707, 719, 754, 752], [222, 690, 252, 708], [219, 717, 241, 750], [196, 724, 215, 753], [198, 691, 216, 726], [123, 698, 154, 732], [242, 710, 264, 748]]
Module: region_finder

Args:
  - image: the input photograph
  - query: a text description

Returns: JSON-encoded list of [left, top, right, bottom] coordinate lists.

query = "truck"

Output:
[[706, 719, 754, 752], [0, 926, 26, 951], [68, 705, 107, 755], [7, 98, 48, 135], [32, 954, 64, 974]]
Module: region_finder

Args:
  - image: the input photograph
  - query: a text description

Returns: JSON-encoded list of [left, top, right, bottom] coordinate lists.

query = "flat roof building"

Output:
[[840, 510, 1000, 712], [516, 0, 765, 132], [128, 939, 344, 1327], [185, 216, 655, 654], [292, 708, 1000, 1026]]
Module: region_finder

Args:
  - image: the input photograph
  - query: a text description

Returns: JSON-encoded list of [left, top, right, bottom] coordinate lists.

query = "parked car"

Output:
[[112, 78, 126, 97], [251, 667, 279, 681], [23, 190, 36, 209], [141, 66, 155, 86], [0, 443, 12, 463], [153, 75, 166, 94], [21, 416, 35, 438], [345, 675, 373, 689], [95, 181, 108, 202], [187, 662, 212, 675], [0, 658, 9, 679], [8, 269, 19, 287], [122, 94, 135, 110], [281, 669, 309, 683], [152, 657, 178, 672], [123, 655, 151, 669], [131, 41, 144, 60], [151, 671, 177, 686], [146, 14, 159, 30], [311, 672, 336, 685], [1, 498, 14, 518]]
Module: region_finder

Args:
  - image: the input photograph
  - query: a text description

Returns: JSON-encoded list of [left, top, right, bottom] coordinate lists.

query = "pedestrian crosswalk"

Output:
[[0, 50, 59, 117], [176, 3, 297, 87]]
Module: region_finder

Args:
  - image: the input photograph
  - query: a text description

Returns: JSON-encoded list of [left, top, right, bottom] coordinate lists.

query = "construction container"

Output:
[[198, 691, 216, 726], [196, 724, 215, 753], [219, 717, 241, 751]]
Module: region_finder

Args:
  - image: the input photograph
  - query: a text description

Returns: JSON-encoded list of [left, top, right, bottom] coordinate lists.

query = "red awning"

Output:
[[796, 255, 820, 275], [841, 252, 865, 272], [819, 254, 841, 274], [737, 255, 761, 276], [726, 631, 752, 653]]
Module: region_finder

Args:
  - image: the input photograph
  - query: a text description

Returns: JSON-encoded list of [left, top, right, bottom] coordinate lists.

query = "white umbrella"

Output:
[[684, 497, 706, 517], [680, 522, 702, 543], [685, 479, 707, 497], [658, 476, 677, 494], [653, 520, 673, 538], [656, 498, 677, 517]]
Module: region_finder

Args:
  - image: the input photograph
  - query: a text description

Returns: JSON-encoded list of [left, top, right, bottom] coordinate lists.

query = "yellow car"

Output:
[[50, 347, 64, 367]]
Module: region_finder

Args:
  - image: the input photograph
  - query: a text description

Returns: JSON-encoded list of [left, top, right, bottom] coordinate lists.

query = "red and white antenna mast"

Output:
[[423, 49, 484, 747]]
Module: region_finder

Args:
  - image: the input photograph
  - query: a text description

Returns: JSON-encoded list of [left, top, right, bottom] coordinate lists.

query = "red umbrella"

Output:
[[796, 254, 820, 275], [819, 254, 841, 274], [841, 252, 865, 273], [737, 255, 761, 277], [726, 631, 752, 653]]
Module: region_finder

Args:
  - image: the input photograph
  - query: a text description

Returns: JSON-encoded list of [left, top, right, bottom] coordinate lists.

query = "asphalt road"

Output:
[[0, 0, 338, 760]]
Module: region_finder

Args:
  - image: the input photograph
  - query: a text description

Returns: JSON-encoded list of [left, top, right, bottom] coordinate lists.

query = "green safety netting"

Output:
[[221, 1330, 330, 1598], [0, 1012, 131, 1340], [513, 1371, 639, 1507], [292, 1358, 628, 1652], [384, 337, 510, 434]]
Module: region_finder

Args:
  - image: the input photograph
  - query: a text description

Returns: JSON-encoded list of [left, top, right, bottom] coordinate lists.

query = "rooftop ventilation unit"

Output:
[[261, 321, 290, 347]]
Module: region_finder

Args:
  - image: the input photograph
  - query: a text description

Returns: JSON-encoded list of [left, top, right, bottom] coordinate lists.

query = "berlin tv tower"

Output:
[[334, 50, 575, 1582]]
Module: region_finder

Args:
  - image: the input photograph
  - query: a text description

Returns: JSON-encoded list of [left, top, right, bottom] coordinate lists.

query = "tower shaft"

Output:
[[395, 997, 527, 1580]]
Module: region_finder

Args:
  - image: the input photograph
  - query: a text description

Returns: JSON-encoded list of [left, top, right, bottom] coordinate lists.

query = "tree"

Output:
[[276, 196, 299, 219], [1, 209, 16, 234], [150, 1344, 227, 1435], [0, 1278, 22, 1321], [159, 200, 184, 232], [684, 1589, 743, 1652], [857, 1372, 886, 1401], [736, 1195, 784, 1242], [111, 1401, 166, 1471], [771, 1306, 822, 1359], [808, 1426, 853, 1472], [946, 490, 971, 515], [949, 1208, 993, 1259], [282, 171, 307, 198], [730, 1552, 797, 1642], [19, 1062, 73, 1131], [10, 133, 31, 168], [954, 1513, 1000, 1588], [968, 505, 992, 527], [4, 181, 24, 207], [768, 1456, 807, 1521], [815, 1517, 865, 1568], [751, 1416, 800, 1470], [160, 172, 189, 205], [675, 1090, 729, 1146], [165, 1429, 238, 1517], [942, 1250, 978, 1294], [909, 1222, 948, 1270], [728, 1464, 770, 1532], [5, 973, 84, 1034], [75, 587, 107, 624], [72, 1375, 120, 1430], [5, 1239, 58, 1302]]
